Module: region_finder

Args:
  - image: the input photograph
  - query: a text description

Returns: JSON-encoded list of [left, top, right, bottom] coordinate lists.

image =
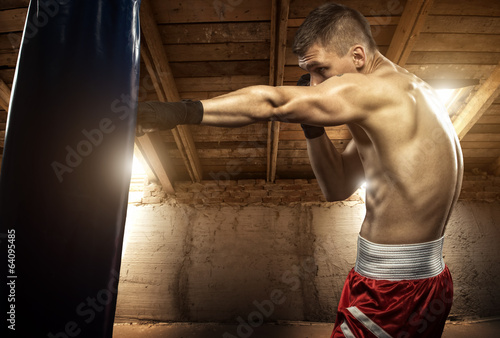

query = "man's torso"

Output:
[[349, 64, 463, 244]]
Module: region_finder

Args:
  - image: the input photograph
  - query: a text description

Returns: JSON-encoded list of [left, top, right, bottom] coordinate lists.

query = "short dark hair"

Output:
[[292, 3, 377, 57]]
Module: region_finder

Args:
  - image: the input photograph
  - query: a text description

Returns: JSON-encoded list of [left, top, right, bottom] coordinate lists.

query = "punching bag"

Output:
[[0, 1, 141, 337]]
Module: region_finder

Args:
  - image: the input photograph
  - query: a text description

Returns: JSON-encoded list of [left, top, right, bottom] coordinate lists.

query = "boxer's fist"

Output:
[[136, 100, 204, 135], [297, 73, 310, 86]]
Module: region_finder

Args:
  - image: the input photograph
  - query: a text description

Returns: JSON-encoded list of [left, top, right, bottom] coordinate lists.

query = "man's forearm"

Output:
[[306, 133, 353, 201], [200, 86, 280, 127]]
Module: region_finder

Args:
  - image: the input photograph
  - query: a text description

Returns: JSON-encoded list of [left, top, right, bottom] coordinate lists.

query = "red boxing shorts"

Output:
[[331, 235, 453, 338]]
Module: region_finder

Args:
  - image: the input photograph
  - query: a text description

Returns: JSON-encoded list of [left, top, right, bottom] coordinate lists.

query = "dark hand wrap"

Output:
[[296, 74, 325, 139], [137, 99, 204, 132]]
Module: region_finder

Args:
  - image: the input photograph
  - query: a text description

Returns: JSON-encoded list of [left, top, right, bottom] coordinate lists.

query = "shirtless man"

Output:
[[137, 3, 463, 337]]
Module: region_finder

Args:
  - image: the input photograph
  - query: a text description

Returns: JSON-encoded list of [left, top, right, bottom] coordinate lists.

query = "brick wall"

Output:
[[131, 172, 500, 205], [134, 178, 365, 205]]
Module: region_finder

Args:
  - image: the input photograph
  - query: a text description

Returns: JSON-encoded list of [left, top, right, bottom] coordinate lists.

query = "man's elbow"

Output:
[[323, 189, 355, 202]]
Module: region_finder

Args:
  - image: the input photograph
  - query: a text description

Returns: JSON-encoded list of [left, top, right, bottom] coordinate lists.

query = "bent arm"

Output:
[[307, 136, 365, 201]]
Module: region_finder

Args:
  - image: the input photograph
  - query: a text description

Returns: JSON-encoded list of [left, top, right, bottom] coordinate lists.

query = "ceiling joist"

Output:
[[453, 62, 500, 140], [139, 0, 203, 185], [386, 0, 434, 66], [267, 0, 290, 182]]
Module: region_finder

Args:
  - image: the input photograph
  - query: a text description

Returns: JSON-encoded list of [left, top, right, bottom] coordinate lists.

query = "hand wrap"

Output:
[[137, 100, 203, 133]]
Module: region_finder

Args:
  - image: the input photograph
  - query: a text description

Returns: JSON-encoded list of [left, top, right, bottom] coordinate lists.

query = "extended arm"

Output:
[[136, 73, 387, 131], [200, 77, 367, 127]]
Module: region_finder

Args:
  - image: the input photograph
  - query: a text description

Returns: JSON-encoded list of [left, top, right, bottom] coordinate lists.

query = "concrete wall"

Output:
[[115, 178, 500, 323]]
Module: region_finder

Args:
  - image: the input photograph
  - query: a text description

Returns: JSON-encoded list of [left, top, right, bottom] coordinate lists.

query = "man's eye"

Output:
[[317, 67, 327, 74]]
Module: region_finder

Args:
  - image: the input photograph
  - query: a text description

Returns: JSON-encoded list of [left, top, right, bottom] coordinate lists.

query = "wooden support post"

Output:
[[140, 0, 203, 183], [386, 0, 434, 66], [453, 62, 500, 140], [267, 0, 290, 182], [135, 133, 175, 194]]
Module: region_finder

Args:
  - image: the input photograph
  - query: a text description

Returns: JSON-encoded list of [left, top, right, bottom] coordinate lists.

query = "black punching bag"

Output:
[[0, 1, 140, 337]]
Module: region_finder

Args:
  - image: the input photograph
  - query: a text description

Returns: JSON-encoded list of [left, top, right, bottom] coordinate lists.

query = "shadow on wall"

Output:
[[115, 200, 500, 324]]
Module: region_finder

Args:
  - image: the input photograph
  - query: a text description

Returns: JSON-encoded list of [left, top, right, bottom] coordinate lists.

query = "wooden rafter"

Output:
[[386, 0, 434, 66], [267, 0, 290, 182], [139, 0, 203, 184], [136, 132, 175, 194], [453, 62, 500, 140], [0, 78, 10, 112]]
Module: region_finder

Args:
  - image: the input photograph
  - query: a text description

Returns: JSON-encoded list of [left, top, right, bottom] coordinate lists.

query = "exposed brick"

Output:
[[281, 196, 302, 204], [476, 192, 499, 201], [255, 179, 266, 186], [464, 175, 488, 181], [142, 196, 162, 204], [188, 183, 206, 192], [223, 197, 245, 204], [153, 191, 166, 198], [485, 186, 500, 193], [282, 184, 306, 191], [459, 192, 477, 200], [231, 192, 251, 199], [246, 196, 263, 204], [262, 196, 282, 204], [201, 197, 224, 204], [176, 198, 194, 204], [175, 192, 194, 200], [294, 179, 309, 185], [237, 179, 256, 186], [144, 183, 161, 192], [247, 190, 269, 198], [216, 179, 237, 186], [275, 179, 292, 185], [301, 195, 322, 203], [174, 182, 193, 189], [225, 185, 246, 192], [269, 190, 302, 197], [263, 183, 284, 191]]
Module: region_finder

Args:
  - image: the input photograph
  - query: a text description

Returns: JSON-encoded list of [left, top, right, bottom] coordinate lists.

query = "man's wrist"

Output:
[[181, 100, 204, 125]]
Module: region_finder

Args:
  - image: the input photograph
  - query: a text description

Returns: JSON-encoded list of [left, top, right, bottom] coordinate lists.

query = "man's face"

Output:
[[298, 43, 357, 86]]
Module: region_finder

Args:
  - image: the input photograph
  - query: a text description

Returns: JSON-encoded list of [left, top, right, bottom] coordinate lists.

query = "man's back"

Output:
[[352, 61, 464, 244]]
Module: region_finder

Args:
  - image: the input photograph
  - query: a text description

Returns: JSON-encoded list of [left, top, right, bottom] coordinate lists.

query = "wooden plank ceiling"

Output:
[[0, 0, 499, 191]]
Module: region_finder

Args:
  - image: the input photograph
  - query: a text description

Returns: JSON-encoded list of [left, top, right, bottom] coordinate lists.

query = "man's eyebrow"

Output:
[[299, 61, 320, 71]]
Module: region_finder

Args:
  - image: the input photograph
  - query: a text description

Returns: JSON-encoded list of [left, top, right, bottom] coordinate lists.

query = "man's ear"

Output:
[[352, 45, 366, 70]]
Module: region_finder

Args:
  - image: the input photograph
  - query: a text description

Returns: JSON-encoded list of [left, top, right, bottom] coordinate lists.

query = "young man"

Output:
[[137, 3, 463, 337]]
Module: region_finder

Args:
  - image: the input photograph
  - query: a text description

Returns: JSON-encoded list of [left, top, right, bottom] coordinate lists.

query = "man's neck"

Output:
[[361, 51, 387, 74]]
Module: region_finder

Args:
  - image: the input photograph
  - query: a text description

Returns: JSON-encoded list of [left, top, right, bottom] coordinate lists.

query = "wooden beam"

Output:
[[135, 133, 175, 194], [133, 142, 157, 183], [453, 62, 500, 140], [267, 0, 290, 182], [386, 0, 434, 66], [0, 78, 11, 112], [140, 0, 203, 183]]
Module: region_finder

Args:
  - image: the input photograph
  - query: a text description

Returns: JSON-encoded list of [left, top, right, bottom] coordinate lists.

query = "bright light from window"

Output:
[[435, 88, 458, 107], [132, 155, 146, 176]]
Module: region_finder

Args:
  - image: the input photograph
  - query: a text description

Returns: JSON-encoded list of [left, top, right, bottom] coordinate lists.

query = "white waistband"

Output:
[[354, 235, 445, 281]]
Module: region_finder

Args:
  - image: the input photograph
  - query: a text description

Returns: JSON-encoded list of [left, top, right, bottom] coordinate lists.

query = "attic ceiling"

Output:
[[1, 0, 499, 193]]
